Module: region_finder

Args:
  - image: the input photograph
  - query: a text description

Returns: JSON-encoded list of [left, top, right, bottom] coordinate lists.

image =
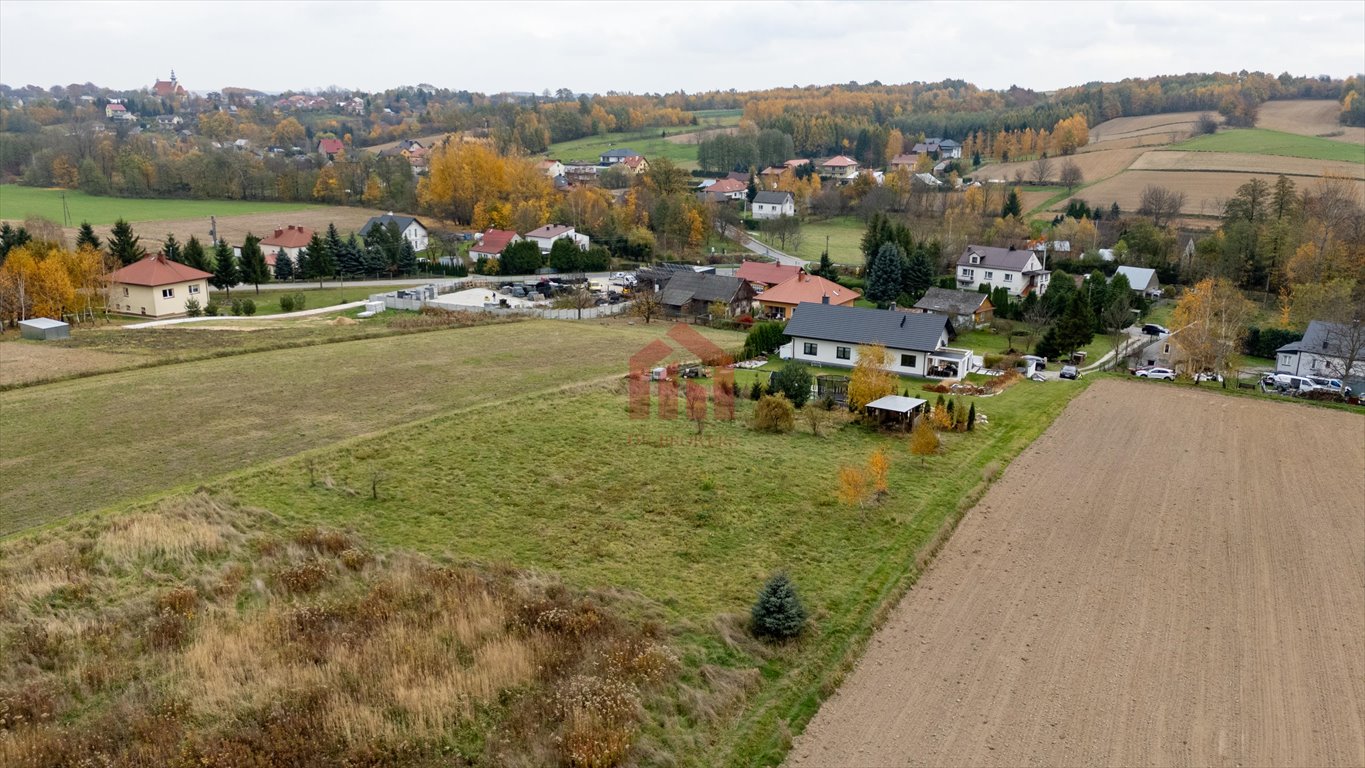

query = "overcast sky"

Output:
[[2, 1, 1362, 95]]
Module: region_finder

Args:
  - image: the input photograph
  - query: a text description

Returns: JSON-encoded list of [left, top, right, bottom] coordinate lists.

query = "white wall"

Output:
[[789, 334, 947, 377], [753, 200, 795, 219], [402, 223, 428, 252]]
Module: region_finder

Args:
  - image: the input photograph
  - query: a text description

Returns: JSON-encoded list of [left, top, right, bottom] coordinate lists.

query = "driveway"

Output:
[[719, 224, 808, 268]]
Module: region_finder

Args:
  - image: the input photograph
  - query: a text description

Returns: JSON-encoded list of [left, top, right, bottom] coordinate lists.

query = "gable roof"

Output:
[[525, 224, 574, 239], [758, 274, 859, 307], [957, 244, 1037, 271], [1113, 265, 1158, 291], [261, 225, 314, 249], [822, 155, 858, 167], [890, 153, 919, 165], [753, 190, 793, 205], [1278, 320, 1365, 358], [317, 138, 344, 154], [785, 302, 954, 352], [659, 272, 749, 307], [601, 148, 640, 159], [470, 229, 519, 255], [736, 260, 801, 287], [109, 254, 213, 287], [360, 213, 425, 236], [913, 287, 989, 316], [705, 178, 747, 195]]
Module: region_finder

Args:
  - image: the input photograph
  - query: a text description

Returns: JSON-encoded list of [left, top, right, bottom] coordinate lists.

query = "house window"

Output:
[[970, 255, 979, 264], [122, 287, 129, 297], [836, 346, 851, 360], [1004, 273, 1012, 282], [984, 271, 994, 280], [901, 354, 917, 368], [803, 342, 818, 356], [1163, 343, 1171, 354], [961, 268, 974, 279], [161, 288, 175, 299], [189, 284, 200, 295]]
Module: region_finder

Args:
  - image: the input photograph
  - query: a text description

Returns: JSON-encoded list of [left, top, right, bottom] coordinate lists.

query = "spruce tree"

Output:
[[397, 238, 417, 276], [333, 234, 360, 279], [210, 241, 239, 296], [297, 232, 323, 280], [967, 402, 976, 431], [273, 249, 295, 281], [238, 233, 270, 293], [1001, 188, 1022, 218], [1055, 292, 1096, 358], [76, 222, 101, 251], [182, 236, 211, 272], [746, 175, 758, 203], [865, 242, 904, 306], [162, 233, 182, 263], [107, 219, 145, 266], [901, 247, 934, 302], [751, 573, 807, 641], [362, 242, 388, 277], [815, 250, 835, 280]]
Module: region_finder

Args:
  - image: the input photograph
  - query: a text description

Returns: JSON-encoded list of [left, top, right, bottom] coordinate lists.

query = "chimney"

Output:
[[274, 228, 284, 238], [1008, 244, 1016, 251], [822, 294, 830, 304]]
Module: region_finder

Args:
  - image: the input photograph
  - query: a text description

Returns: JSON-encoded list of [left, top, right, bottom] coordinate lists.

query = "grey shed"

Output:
[[19, 317, 71, 341]]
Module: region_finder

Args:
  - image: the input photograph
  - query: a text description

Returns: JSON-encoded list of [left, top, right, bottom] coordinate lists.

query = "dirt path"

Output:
[[788, 380, 1365, 767]]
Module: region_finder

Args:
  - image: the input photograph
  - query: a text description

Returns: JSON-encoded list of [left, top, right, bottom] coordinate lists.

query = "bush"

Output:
[[203, 300, 220, 317], [1243, 326, 1301, 359], [292, 292, 307, 311], [982, 353, 1003, 369], [753, 394, 795, 433], [769, 360, 813, 407], [184, 298, 201, 317], [751, 573, 807, 641], [239, 298, 256, 316], [742, 320, 788, 359], [749, 380, 764, 401], [279, 294, 295, 313]]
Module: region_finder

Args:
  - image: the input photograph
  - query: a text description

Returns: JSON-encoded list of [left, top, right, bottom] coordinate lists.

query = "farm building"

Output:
[[909, 287, 994, 329], [658, 272, 756, 318], [19, 317, 70, 341], [107, 254, 213, 318]]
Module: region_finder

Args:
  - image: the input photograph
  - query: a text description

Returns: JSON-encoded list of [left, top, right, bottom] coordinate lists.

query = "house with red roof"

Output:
[[697, 177, 748, 202], [317, 138, 345, 158], [735, 260, 802, 290], [260, 225, 314, 269], [470, 229, 522, 261], [621, 155, 649, 175], [818, 155, 860, 181], [152, 72, 187, 99], [756, 274, 860, 319], [108, 254, 212, 317]]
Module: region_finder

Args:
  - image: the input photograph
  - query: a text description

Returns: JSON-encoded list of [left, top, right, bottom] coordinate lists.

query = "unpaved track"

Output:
[[789, 380, 1365, 767]]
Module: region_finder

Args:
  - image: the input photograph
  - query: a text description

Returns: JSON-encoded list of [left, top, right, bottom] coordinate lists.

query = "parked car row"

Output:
[[1261, 373, 1350, 396]]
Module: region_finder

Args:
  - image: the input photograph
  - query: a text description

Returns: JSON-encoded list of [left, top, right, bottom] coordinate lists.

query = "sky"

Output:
[[2, 0, 1363, 95]]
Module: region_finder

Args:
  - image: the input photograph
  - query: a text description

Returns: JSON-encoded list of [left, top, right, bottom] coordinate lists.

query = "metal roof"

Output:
[[957, 244, 1037, 271], [19, 318, 68, 329], [1113, 266, 1158, 291], [913, 287, 988, 315], [753, 191, 793, 205], [785, 302, 953, 352], [659, 272, 748, 307], [865, 395, 927, 413]]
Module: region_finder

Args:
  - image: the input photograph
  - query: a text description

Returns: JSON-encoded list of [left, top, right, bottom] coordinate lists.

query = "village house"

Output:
[[469, 229, 521, 262], [697, 178, 747, 202], [259, 225, 314, 270], [105, 102, 133, 120], [657, 272, 756, 318], [107, 254, 212, 318], [756, 274, 860, 320], [1275, 320, 1365, 380], [752, 190, 796, 219], [785, 302, 973, 379], [620, 155, 649, 175], [889, 153, 920, 172], [317, 138, 344, 158], [818, 155, 860, 181], [1112, 265, 1162, 298], [360, 213, 428, 252], [599, 148, 640, 165], [956, 244, 1051, 297], [759, 166, 787, 188], [908, 287, 994, 329], [537, 158, 565, 178], [525, 224, 589, 253], [735, 260, 802, 291]]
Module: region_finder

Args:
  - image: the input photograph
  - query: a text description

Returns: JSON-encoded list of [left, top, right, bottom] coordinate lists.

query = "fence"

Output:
[[368, 281, 634, 320]]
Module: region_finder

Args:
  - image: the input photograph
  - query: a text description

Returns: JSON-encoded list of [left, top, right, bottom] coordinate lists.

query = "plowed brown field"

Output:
[[789, 380, 1365, 768], [1258, 100, 1365, 145]]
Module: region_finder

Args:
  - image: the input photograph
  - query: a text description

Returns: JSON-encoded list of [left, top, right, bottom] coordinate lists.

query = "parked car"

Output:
[[1136, 367, 1176, 380], [1021, 355, 1047, 370], [1142, 324, 1170, 336], [1193, 371, 1224, 382], [1059, 365, 1080, 380], [1268, 373, 1321, 394], [1308, 376, 1348, 395]]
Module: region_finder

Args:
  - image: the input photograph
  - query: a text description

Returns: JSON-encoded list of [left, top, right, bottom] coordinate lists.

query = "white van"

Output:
[[1270, 373, 1320, 394], [1308, 376, 1348, 395]]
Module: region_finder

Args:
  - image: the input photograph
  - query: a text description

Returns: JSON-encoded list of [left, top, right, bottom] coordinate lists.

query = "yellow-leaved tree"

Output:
[[1172, 278, 1256, 375], [909, 416, 939, 465], [848, 344, 896, 413]]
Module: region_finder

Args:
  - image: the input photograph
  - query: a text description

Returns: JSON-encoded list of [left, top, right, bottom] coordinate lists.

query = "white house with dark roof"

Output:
[[784, 302, 974, 379], [360, 213, 428, 252], [752, 190, 795, 219], [1275, 320, 1365, 380], [599, 148, 640, 165], [1112, 266, 1162, 298], [956, 244, 1051, 297], [525, 224, 589, 253]]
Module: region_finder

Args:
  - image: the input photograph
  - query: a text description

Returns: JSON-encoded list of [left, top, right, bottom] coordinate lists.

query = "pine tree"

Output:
[[107, 219, 145, 266], [750, 573, 807, 641], [967, 402, 976, 431], [336, 234, 362, 279], [866, 242, 904, 306], [273, 249, 295, 281], [0, 223, 31, 264], [182, 236, 210, 272], [297, 233, 321, 280], [321, 223, 344, 282], [746, 175, 758, 203], [1055, 292, 1096, 358], [815, 249, 835, 280], [362, 243, 388, 277], [76, 222, 101, 251], [397, 238, 417, 276], [162, 233, 182, 263], [210, 240, 239, 296], [1001, 188, 1022, 219], [901, 247, 933, 302], [238, 233, 270, 293]]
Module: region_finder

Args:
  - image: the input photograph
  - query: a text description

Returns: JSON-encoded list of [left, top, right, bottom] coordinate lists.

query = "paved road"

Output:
[[720, 224, 808, 268], [124, 301, 366, 328]]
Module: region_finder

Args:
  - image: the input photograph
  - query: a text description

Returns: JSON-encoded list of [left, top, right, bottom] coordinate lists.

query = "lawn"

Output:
[[749, 215, 867, 265], [0, 319, 744, 535], [220, 372, 1086, 765], [1174, 128, 1365, 163], [0, 184, 316, 226], [220, 285, 379, 315], [549, 128, 703, 168]]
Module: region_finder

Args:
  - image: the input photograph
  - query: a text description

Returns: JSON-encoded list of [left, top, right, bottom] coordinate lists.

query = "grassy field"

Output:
[[218, 285, 379, 315], [1174, 128, 1365, 163], [0, 320, 744, 535], [549, 128, 704, 168], [750, 215, 867, 265], [0, 184, 315, 226], [218, 374, 1086, 764]]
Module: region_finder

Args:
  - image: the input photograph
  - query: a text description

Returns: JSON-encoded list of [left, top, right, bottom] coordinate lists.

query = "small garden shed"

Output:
[[19, 318, 71, 341]]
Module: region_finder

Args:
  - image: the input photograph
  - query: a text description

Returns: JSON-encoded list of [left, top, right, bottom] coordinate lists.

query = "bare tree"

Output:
[[1023, 297, 1057, 352], [1031, 155, 1053, 185], [1059, 160, 1083, 193], [1102, 291, 1134, 370], [1137, 185, 1187, 228], [1012, 169, 1025, 185], [1317, 315, 1365, 383], [1196, 112, 1220, 135]]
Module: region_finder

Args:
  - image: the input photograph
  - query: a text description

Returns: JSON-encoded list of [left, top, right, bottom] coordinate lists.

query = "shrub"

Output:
[[751, 573, 807, 641], [742, 320, 788, 359], [238, 298, 256, 316], [982, 353, 1003, 369], [279, 294, 295, 313], [749, 380, 764, 401], [203, 300, 220, 316], [292, 292, 306, 311], [752, 394, 795, 433], [275, 560, 330, 594], [184, 298, 201, 317], [769, 360, 813, 408]]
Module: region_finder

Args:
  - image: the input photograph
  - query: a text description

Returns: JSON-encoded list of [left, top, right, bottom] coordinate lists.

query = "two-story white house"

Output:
[[956, 244, 1051, 297], [818, 155, 860, 181], [1275, 320, 1365, 380], [752, 191, 796, 220], [359, 213, 428, 253], [525, 224, 589, 253], [784, 302, 974, 379]]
